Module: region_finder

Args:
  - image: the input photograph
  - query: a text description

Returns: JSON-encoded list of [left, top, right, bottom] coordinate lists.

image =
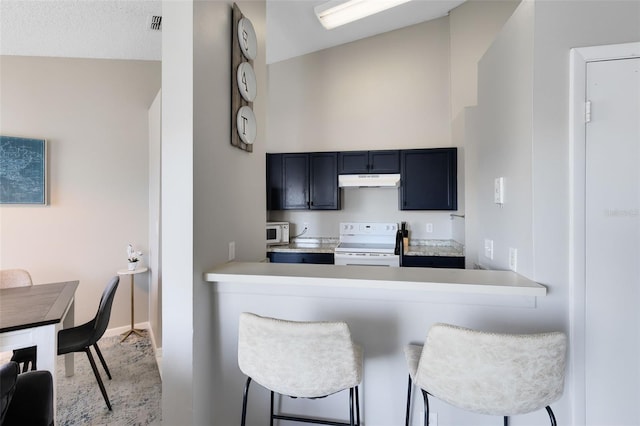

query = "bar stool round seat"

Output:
[[238, 312, 363, 426], [404, 323, 567, 426]]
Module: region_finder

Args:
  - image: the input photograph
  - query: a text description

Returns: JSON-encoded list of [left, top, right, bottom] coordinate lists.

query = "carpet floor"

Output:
[[56, 330, 162, 425]]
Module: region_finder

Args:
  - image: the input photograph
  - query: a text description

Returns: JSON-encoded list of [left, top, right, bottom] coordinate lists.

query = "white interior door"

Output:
[[585, 57, 640, 425]]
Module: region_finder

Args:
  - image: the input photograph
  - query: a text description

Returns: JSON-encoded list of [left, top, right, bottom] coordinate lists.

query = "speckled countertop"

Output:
[[267, 238, 338, 254], [404, 239, 464, 257], [267, 237, 464, 257]]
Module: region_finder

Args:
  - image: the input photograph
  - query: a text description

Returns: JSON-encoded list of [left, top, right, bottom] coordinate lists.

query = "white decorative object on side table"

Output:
[[127, 243, 143, 271]]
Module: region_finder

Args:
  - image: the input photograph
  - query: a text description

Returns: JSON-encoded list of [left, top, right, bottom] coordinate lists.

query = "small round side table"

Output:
[[117, 266, 149, 342]]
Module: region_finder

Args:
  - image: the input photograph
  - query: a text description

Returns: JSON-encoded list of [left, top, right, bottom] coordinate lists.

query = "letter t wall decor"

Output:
[[231, 3, 257, 153]]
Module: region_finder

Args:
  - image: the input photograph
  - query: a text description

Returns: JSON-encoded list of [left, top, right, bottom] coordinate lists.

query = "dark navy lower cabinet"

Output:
[[267, 252, 335, 265], [401, 256, 465, 269]]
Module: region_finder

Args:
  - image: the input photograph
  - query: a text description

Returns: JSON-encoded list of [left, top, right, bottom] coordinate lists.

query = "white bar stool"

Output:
[[404, 323, 567, 426], [238, 312, 363, 426]]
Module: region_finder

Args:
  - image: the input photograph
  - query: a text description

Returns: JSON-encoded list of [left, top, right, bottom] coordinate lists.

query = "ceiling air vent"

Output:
[[149, 15, 162, 31]]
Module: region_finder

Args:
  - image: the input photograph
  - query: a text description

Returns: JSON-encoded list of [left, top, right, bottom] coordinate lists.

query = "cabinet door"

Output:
[[310, 152, 340, 210], [266, 153, 283, 210], [402, 255, 465, 268], [338, 150, 400, 174], [267, 252, 334, 264], [282, 153, 309, 210], [369, 150, 400, 173], [338, 151, 369, 174], [400, 148, 457, 210]]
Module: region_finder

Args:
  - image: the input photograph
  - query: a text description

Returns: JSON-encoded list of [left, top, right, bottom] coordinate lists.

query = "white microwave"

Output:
[[266, 222, 289, 246]]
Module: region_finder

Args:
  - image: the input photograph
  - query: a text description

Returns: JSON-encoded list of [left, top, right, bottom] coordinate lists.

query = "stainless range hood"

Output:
[[338, 173, 401, 188]]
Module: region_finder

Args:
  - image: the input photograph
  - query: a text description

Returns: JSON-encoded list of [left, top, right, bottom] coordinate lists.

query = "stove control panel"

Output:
[[340, 222, 398, 236]]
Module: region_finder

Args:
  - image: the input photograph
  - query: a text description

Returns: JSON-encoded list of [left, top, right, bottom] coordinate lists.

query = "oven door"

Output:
[[334, 252, 400, 267]]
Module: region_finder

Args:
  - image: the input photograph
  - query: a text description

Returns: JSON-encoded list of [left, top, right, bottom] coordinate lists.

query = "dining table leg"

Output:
[[63, 298, 75, 377]]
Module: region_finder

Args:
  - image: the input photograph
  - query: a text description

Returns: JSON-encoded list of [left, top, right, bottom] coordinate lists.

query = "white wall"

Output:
[[473, 1, 535, 275], [468, 0, 640, 423], [270, 189, 454, 240], [529, 2, 640, 423], [161, 0, 266, 423], [161, 1, 194, 422], [449, 0, 521, 120], [267, 17, 451, 153], [449, 0, 521, 254], [148, 90, 162, 349], [0, 56, 160, 328]]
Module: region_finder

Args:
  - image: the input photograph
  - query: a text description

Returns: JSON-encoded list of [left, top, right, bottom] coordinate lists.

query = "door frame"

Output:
[[569, 41, 640, 426]]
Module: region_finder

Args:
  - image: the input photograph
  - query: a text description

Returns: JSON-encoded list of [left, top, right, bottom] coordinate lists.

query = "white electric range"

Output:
[[334, 222, 400, 267]]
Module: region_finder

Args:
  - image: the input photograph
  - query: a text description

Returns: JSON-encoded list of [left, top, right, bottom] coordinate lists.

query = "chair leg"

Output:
[[405, 375, 412, 426], [270, 390, 275, 426], [355, 386, 361, 426], [504, 416, 509, 426], [421, 389, 429, 426], [84, 347, 112, 410], [241, 377, 251, 426], [546, 406, 557, 426], [10, 346, 37, 372], [93, 343, 112, 380], [349, 387, 355, 426]]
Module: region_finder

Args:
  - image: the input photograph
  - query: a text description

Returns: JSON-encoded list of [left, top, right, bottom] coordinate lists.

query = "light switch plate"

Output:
[[228, 241, 236, 261], [484, 239, 494, 259]]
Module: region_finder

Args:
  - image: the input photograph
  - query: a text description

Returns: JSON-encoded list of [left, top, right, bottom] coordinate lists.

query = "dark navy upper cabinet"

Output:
[[283, 153, 310, 209], [400, 148, 457, 210], [266, 153, 284, 210], [309, 152, 340, 210], [267, 152, 340, 210], [338, 150, 400, 174]]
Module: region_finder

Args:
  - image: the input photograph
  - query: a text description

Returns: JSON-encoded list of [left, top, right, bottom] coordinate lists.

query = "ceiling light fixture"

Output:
[[314, 0, 412, 30]]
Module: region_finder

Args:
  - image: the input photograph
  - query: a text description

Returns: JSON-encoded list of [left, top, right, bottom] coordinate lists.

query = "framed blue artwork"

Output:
[[0, 136, 47, 205]]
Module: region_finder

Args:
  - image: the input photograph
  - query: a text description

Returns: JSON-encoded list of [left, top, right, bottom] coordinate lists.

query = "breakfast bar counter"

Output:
[[204, 261, 545, 297], [204, 262, 553, 425]]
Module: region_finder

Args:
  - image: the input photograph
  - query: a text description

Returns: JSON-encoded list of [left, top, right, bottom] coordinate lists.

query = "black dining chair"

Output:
[[57, 276, 119, 410], [0, 361, 54, 426]]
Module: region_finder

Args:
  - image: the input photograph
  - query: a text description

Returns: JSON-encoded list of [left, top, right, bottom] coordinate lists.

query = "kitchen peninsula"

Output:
[[204, 262, 548, 425]]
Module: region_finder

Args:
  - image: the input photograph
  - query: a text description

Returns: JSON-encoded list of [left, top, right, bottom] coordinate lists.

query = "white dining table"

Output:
[[0, 280, 79, 417]]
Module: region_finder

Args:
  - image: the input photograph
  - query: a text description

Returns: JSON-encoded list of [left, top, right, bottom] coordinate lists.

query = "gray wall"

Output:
[[469, 0, 640, 422], [148, 90, 162, 349], [161, 0, 266, 423]]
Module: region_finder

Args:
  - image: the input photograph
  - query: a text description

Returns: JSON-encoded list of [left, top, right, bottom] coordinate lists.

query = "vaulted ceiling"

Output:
[[0, 0, 465, 63]]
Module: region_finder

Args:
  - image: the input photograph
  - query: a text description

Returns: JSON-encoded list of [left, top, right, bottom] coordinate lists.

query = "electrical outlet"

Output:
[[494, 177, 505, 204], [484, 239, 494, 259], [228, 241, 235, 261], [426, 223, 433, 233], [509, 247, 518, 272]]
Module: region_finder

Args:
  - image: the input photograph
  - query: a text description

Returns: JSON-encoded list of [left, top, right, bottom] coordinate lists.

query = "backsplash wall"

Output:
[[268, 188, 459, 241]]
